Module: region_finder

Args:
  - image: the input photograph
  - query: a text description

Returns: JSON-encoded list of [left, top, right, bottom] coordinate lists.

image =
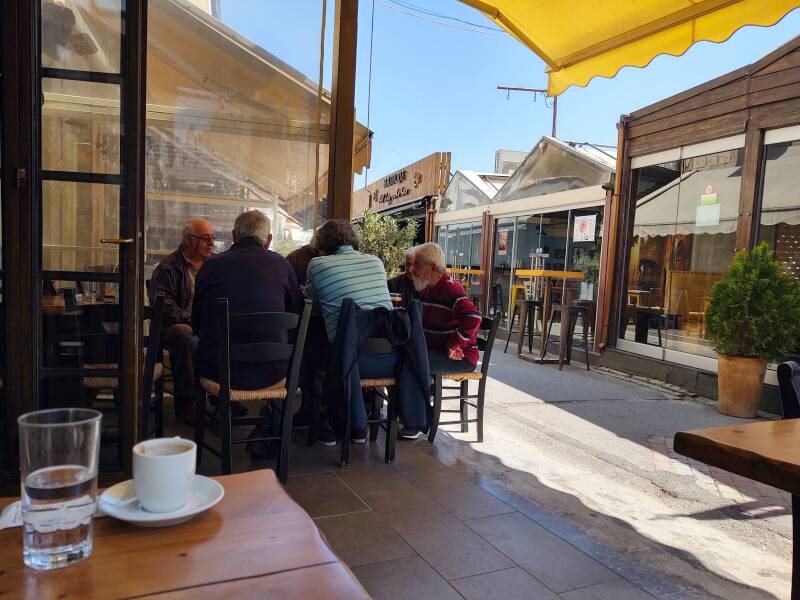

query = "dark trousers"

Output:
[[298, 317, 331, 427], [428, 349, 476, 375], [162, 324, 195, 408]]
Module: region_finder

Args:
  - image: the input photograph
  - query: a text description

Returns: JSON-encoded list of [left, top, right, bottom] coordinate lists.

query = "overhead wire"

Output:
[[375, 0, 508, 36], [384, 0, 505, 32]]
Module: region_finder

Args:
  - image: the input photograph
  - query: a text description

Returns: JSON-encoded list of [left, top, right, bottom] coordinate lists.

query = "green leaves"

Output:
[[354, 212, 418, 278], [705, 242, 800, 361]]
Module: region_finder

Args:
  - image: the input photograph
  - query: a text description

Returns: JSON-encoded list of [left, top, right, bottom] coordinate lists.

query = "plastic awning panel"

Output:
[[460, 0, 800, 95]]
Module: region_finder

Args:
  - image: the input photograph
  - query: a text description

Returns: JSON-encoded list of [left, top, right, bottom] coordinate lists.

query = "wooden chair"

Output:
[[339, 337, 400, 468], [80, 294, 166, 442], [195, 298, 311, 484], [428, 314, 502, 444], [777, 361, 800, 419]]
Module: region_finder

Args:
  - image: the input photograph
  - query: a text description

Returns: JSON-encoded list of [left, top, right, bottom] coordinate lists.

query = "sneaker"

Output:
[[316, 427, 337, 447], [399, 427, 421, 440], [350, 428, 368, 444]]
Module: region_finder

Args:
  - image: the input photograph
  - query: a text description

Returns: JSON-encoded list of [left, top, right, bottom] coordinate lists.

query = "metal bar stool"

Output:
[[543, 304, 590, 371], [504, 299, 541, 354]]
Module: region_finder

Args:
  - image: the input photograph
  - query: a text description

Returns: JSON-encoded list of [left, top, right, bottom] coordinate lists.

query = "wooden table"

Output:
[[0, 470, 368, 599], [674, 420, 800, 599], [511, 270, 584, 361]]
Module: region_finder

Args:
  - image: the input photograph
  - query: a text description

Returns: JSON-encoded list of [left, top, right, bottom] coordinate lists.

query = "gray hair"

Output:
[[405, 246, 416, 259], [414, 242, 446, 272], [233, 210, 271, 244]]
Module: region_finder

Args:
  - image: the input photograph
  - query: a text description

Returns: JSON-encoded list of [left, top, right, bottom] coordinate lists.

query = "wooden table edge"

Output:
[[674, 429, 800, 495]]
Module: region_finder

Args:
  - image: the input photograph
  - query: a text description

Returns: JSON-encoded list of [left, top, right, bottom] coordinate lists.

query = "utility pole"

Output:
[[497, 86, 558, 138]]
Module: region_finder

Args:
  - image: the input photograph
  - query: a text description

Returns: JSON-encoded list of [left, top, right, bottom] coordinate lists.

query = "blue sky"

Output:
[[220, 1, 800, 186]]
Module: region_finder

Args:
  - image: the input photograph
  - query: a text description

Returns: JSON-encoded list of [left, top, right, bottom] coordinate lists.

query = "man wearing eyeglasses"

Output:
[[149, 217, 216, 424]]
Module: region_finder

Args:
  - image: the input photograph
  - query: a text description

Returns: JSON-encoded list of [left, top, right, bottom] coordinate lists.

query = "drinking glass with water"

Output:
[[18, 408, 102, 570]]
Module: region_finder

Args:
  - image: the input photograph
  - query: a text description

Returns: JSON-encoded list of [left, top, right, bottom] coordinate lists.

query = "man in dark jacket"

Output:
[[192, 210, 303, 391], [149, 217, 215, 422], [387, 247, 420, 307]]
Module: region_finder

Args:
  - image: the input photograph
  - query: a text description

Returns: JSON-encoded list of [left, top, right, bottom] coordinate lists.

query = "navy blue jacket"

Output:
[[325, 299, 430, 437], [192, 238, 303, 389]]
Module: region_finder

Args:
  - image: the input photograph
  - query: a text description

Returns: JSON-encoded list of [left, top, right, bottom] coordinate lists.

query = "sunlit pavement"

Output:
[[430, 343, 790, 600]]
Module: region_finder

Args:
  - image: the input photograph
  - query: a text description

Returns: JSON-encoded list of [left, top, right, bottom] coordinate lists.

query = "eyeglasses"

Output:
[[188, 234, 216, 243]]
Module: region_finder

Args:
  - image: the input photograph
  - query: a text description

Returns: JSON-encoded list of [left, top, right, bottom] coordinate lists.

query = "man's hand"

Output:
[[448, 345, 465, 361]]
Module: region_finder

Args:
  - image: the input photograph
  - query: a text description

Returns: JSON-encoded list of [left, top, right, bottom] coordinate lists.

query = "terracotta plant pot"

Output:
[[717, 354, 766, 418]]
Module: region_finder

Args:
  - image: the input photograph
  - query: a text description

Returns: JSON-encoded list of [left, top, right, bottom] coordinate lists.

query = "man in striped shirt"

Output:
[[305, 220, 392, 341], [305, 220, 394, 445], [413, 242, 482, 375]]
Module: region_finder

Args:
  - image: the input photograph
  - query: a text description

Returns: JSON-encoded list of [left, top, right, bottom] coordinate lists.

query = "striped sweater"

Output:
[[306, 245, 392, 341], [420, 273, 482, 366]]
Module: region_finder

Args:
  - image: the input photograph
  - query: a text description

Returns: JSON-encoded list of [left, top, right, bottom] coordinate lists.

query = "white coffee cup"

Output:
[[132, 437, 197, 513]]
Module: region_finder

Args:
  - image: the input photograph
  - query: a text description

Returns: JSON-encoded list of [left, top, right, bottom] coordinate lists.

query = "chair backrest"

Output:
[[216, 298, 312, 399], [477, 313, 502, 376], [361, 338, 394, 355], [141, 294, 165, 385], [777, 361, 800, 420]]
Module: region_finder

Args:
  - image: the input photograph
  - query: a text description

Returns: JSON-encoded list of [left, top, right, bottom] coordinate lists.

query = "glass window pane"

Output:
[[663, 149, 742, 357], [41, 0, 122, 73], [42, 78, 120, 174], [42, 180, 120, 272], [144, 1, 339, 268], [493, 218, 515, 320], [621, 161, 681, 346], [569, 208, 603, 303], [759, 140, 800, 280]]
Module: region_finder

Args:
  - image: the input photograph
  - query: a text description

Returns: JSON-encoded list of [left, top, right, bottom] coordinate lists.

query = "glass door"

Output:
[[35, 0, 143, 474]]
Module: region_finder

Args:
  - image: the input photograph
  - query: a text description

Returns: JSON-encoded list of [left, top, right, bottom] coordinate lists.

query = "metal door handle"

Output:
[[100, 238, 134, 245]]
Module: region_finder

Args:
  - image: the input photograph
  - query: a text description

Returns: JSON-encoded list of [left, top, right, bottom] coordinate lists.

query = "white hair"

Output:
[[405, 246, 416, 259], [414, 242, 446, 273], [234, 210, 271, 244]]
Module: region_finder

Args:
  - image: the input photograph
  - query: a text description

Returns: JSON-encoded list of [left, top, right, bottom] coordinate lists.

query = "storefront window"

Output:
[[758, 139, 800, 280], [492, 218, 515, 319], [568, 208, 604, 303], [622, 149, 742, 358]]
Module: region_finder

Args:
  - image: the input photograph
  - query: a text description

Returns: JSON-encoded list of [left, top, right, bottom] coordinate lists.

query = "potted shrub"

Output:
[[705, 242, 800, 417], [354, 211, 418, 278]]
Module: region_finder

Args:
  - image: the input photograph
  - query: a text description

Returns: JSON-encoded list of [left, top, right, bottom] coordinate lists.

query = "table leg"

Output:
[[539, 279, 552, 361], [793, 495, 799, 600], [516, 301, 528, 357], [634, 311, 649, 344]]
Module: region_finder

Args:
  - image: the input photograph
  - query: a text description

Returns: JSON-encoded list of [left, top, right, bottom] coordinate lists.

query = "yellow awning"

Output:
[[460, 0, 800, 96]]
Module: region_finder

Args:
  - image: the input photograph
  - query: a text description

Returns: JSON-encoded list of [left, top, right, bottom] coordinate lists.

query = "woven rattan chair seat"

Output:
[[82, 362, 163, 389], [200, 377, 287, 401], [440, 371, 483, 382], [360, 377, 395, 388]]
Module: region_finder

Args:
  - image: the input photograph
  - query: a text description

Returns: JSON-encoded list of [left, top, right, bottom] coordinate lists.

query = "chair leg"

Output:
[[477, 379, 486, 443], [220, 395, 233, 475], [194, 392, 206, 468], [369, 391, 381, 442], [583, 313, 590, 371], [504, 305, 518, 353], [155, 378, 165, 438], [385, 387, 399, 464], [558, 312, 568, 371], [543, 313, 556, 365], [340, 425, 351, 468], [141, 385, 151, 441], [460, 380, 469, 433], [307, 385, 322, 446], [428, 375, 443, 443], [657, 316, 663, 347], [527, 305, 535, 354], [277, 396, 293, 484]]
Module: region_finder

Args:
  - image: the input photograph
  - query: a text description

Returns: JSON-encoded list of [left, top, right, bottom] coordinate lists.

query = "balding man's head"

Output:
[[181, 217, 215, 263]]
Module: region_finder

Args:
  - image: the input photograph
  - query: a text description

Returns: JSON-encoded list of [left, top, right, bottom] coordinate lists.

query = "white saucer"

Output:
[[99, 475, 224, 527]]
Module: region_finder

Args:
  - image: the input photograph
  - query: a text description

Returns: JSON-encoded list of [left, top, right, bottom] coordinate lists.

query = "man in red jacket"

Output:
[[407, 242, 482, 439]]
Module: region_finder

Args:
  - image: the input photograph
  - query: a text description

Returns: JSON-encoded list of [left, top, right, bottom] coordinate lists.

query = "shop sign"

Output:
[[498, 229, 509, 256], [573, 214, 596, 242], [696, 184, 720, 227]]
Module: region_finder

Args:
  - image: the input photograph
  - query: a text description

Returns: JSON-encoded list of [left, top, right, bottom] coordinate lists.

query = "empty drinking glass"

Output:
[[18, 408, 102, 570]]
